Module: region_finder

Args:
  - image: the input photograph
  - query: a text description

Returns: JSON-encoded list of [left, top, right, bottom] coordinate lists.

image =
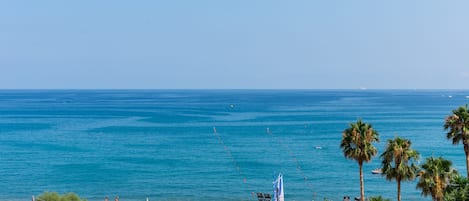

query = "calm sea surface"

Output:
[[1, 90, 469, 201]]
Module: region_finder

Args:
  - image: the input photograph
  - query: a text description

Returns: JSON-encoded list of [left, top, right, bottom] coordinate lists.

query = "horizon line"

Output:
[[0, 88, 468, 91]]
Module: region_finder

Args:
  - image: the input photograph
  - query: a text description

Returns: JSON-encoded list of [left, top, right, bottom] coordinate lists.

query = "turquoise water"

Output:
[[0, 90, 468, 201]]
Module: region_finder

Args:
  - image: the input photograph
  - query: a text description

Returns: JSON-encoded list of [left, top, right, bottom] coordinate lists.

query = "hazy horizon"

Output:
[[2, 1, 469, 89], [0, 88, 468, 91]]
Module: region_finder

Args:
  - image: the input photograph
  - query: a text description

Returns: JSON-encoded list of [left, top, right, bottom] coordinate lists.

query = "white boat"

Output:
[[371, 168, 382, 174]]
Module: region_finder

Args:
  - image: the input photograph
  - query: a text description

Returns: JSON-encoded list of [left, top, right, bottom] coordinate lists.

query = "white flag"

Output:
[[273, 173, 284, 201]]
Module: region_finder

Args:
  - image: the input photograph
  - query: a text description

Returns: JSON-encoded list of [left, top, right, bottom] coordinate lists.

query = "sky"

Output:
[[1, 1, 469, 89]]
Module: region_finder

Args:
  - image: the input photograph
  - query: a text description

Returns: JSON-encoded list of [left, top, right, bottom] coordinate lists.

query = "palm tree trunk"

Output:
[[397, 179, 401, 201], [435, 175, 443, 201], [465, 143, 469, 178], [359, 162, 364, 201]]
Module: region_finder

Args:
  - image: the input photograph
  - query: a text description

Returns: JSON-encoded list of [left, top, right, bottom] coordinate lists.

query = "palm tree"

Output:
[[416, 156, 456, 201], [444, 105, 469, 178], [368, 196, 391, 201], [445, 174, 469, 201], [340, 119, 379, 201], [36, 192, 87, 201], [380, 137, 419, 201]]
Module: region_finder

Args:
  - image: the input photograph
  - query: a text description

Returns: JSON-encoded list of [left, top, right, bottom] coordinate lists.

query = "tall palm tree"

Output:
[[444, 105, 469, 178], [380, 137, 419, 201], [340, 119, 379, 201], [416, 156, 456, 201]]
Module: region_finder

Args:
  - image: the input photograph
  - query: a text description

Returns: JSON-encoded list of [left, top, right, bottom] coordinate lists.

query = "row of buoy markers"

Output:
[[265, 127, 316, 198], [213, 126, 317, 200], [212, 127, 256, 200]]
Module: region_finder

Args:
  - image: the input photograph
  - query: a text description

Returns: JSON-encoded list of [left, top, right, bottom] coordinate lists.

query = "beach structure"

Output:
[[256, 193, 272, 201], [257, 192, 264, 200], [264, 193, 271, 201]]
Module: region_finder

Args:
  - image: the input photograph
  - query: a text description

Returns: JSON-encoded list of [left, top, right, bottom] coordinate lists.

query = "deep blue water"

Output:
[[0, 90, 468, 201]]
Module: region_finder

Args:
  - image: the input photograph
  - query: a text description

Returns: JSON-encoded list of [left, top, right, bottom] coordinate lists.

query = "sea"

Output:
[[0, 90, 468, 201]]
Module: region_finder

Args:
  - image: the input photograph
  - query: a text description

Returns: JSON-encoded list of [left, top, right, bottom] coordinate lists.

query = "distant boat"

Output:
[[315, 146, 322, 150], [371, 168, 382, 174], [466, 96, 469, 99], [448, 95, 453, 98]]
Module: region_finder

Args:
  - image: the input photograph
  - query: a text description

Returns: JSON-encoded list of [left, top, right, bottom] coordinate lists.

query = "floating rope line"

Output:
[[212, 127, 256, 201], [265, 127, 315, 197]]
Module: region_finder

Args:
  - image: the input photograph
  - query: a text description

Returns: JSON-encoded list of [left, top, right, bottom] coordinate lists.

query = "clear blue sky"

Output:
[[1, 1, 468, 89]]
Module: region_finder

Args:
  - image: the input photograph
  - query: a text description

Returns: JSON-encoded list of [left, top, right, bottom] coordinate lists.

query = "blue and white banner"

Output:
[[273, 173, 284, 201]]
